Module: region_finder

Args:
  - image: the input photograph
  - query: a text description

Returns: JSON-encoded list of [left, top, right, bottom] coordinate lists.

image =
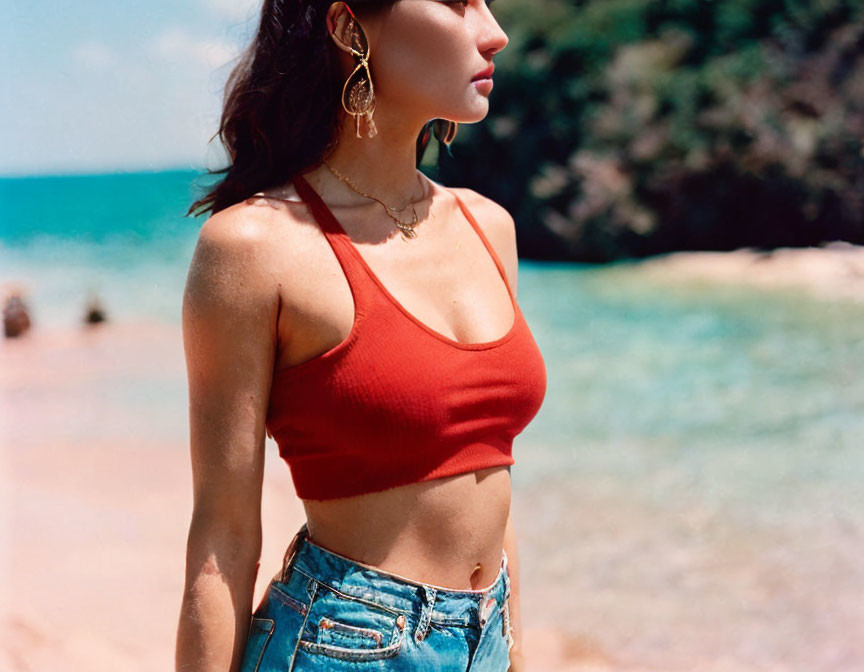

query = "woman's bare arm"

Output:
[[175, 206, 281, 672]]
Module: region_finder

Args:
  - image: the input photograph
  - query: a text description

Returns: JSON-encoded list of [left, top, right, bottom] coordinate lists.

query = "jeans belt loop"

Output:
[[280, 522, 308, 584], [414, 584, 437, 643]]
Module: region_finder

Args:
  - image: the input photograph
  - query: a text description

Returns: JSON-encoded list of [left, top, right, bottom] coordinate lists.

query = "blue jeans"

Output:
[[241, 523, 514, 671]]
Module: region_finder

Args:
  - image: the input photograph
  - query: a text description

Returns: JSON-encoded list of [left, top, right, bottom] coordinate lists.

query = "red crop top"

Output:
[[264, 172, 547, 500]]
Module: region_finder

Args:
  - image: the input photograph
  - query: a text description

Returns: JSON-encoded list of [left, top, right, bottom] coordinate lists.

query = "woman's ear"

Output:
[[326, 2, 364, 56]]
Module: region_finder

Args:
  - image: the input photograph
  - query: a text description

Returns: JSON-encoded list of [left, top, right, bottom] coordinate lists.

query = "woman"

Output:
[[176, 1, 546, 670]]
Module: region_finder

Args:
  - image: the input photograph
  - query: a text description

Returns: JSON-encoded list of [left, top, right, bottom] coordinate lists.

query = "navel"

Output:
[[469, 562, 483, 589]]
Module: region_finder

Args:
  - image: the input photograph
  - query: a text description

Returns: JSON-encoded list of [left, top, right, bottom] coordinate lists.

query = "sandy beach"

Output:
[[2, 243, 863, 671], [632, 242, 864, 302], [0, 320, 582, 671], [0, 320, 309, 671]]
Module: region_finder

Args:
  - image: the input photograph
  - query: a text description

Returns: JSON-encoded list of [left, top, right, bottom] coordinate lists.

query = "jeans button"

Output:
[[479, 596, 496, 627]]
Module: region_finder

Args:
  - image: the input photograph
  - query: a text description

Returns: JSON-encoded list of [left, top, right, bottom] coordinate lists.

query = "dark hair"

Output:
[[186, 0, 442, 218]]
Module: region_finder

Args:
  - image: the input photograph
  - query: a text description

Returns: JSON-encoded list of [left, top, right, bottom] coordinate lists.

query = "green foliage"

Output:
[[433, 0, 864, 261]]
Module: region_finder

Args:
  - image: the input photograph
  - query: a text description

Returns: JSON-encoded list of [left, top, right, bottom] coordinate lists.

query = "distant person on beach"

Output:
[[3, 288, 32, 338], [177, 3, 546, 671], [83, 293, 107, 325]]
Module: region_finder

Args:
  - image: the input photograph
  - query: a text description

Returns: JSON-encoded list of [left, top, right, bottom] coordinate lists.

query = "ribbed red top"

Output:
[[265, 173, 547, 500]]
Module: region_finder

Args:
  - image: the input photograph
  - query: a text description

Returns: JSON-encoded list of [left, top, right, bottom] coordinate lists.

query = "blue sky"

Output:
[[1, 0, 264, 176]]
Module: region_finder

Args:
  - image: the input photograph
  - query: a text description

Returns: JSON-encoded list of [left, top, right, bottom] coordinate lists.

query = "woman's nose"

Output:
[[479, 7, 509, 54]]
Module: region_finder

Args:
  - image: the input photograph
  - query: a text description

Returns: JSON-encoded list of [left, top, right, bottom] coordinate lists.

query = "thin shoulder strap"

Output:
[[291, 172, 370, 298], [447, 188, 516, 300], [292, 172, 345, 237]]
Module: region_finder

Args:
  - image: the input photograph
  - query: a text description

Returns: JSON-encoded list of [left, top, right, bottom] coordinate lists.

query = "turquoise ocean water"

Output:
[[3, 170, 863, 668]]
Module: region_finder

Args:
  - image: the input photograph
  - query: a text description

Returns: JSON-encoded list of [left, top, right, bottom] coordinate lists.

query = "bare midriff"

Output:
[[300, 464, 511, 592]]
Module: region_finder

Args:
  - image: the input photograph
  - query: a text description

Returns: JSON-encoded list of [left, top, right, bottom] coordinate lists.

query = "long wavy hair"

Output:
[[186, 0, 447, 218]]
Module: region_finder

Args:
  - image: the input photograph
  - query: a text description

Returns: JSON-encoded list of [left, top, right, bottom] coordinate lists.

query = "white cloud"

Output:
[[150, 26, 239, 70], [199, 0, 262, 22], [72, 42, 118, 72]]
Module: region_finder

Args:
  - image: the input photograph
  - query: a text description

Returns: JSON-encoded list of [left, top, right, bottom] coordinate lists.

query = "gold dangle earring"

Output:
[[433, 119, 458, 155], [340, 6, 377, 139]]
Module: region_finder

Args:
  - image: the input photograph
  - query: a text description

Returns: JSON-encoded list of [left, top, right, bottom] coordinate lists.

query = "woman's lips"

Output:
[[472, 65, 495, 81]]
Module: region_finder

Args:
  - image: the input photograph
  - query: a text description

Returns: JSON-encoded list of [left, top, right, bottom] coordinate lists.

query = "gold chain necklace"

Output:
[[322, 159, 428, 240]]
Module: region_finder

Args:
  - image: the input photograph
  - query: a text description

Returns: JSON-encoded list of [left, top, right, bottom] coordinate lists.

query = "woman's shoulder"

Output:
[[446, 185, 516, 239], [201, 186, 306, 240], [446, 186, 518, 284], [185, 203, 280, 312], [196, 199, 276, 249], [187, 192, 317, 310], [194, 186, 320, 267]]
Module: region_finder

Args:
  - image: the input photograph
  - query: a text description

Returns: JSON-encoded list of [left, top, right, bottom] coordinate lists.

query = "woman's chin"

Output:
[[464, 98, 492, 119]]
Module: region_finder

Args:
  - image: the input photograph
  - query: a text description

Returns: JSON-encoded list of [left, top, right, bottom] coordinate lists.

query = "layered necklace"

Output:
[[322, 159, 430, 240]]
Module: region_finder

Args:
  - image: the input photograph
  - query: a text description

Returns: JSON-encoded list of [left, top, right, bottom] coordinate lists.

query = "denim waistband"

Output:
[[275, 522, 511, 628]]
